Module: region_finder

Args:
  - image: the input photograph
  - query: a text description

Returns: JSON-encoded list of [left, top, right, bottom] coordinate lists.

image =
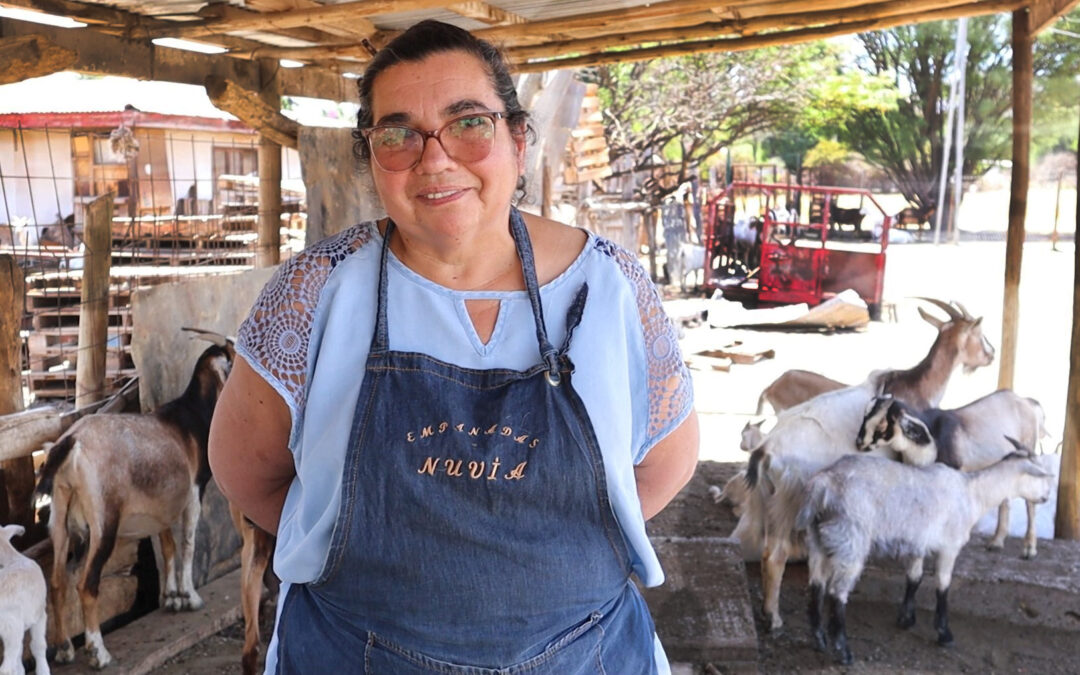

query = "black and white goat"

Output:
[[737, 298, 995, 631], [797, 451, 1054, 665], [856, 391, 1050, 557], [34, 332, 233, 669]]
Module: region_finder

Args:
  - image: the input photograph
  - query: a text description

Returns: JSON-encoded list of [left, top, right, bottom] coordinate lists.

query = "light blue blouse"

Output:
[[236, 222, 694, 670]]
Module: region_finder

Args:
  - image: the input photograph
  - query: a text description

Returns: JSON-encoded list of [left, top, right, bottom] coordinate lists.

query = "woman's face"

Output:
[[368, 50, 525, 244]]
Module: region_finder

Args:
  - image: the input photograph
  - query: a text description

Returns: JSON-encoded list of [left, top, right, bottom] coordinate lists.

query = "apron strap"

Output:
[[508, 208, 561, 384], [370, 219, 395, 354]]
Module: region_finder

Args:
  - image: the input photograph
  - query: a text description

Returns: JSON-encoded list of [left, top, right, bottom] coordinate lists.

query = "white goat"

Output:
[[797, 452, 1054, 665], [856, 391, 1050, 557], [739, 298, 995, 631], [755, 369, 847, 415], [34, 336, 232, 670], [0, 525, 49, 675]]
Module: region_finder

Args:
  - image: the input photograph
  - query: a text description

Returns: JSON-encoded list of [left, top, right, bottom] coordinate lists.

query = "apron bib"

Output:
[[275, 209, 658, 674]]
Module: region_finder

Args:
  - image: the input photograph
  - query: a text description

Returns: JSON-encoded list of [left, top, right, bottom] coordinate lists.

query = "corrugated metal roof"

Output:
[[0, 73, 237, 119]]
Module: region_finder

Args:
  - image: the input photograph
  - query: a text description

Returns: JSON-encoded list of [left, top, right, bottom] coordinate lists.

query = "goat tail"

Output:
[[746, 447, 766, 489], [35, 434, 76, 497], [755, 391, 767, 416]]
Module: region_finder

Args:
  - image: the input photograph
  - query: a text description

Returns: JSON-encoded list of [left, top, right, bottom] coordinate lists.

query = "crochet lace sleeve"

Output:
[[236, 226, 373, 422], [593, 238, 694, 460]]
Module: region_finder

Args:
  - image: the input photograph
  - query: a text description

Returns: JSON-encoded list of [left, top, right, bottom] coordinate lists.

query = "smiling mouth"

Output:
[[421, 190, 460, 200]]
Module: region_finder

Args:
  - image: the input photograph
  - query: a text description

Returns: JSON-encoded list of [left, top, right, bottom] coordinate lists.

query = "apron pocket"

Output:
[[363, 613, 606, 675]]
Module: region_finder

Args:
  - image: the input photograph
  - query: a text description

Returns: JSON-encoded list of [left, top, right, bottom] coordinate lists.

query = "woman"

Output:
[[209, 19, 699, 675]]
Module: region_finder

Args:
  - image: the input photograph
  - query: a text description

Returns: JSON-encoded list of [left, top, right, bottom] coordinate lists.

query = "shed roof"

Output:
[[1, 0, 1076, 101]]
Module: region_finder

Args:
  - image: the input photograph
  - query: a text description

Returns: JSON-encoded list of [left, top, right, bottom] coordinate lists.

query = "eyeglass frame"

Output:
[[360, 111, 508, 173]]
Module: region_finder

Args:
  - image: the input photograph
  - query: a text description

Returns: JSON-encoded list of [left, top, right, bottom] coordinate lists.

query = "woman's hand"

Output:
[[209, 356, 296, 534], [634, 411, 700, 520]]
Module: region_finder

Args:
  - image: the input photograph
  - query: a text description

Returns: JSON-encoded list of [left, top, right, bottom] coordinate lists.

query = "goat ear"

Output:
[[898, 415, 931, 446], [917, 307, 944, 329], [751, 419, 765, 429], [1, 524, 26, 541]]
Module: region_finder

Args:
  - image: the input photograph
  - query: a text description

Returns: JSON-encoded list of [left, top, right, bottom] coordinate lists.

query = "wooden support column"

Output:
[[1056, 112, 1080, 540], [76, 194, 114, 410], [541, 159, 552, 219], [998, 8, 1032, 391], [0, 254, 33, 532], [257, 61, 282, 269]]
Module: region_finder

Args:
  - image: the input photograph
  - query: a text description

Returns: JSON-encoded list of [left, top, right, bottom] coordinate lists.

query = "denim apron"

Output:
[[275, 209, 658, 674]]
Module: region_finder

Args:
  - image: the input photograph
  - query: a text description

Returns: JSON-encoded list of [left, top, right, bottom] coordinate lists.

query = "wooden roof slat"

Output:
[[1028, 0, 1080, 32], [506, 0, 991, 61], [474, 0, 765, 42], [195, 4, 360, 45], [448, 1, 526, 25], [240, 0, 377, 39], [512, 0, 1026, 72], [147, 0, 454, 40]]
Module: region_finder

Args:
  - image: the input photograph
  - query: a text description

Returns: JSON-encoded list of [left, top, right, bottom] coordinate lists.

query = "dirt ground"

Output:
[[156, 237, 1078, 674]]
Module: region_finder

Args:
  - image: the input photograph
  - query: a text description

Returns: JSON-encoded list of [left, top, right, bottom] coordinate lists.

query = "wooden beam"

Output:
[[998, 7, 1032, 392], [149, 0, 451, 40], [205, 74, 299, 149], [1028, 0, 1080, 33], [0, 33, 76, 84], [475, 0, 765, 42], [0, 18, 352, 100], [229, 41, 372, 62], [448, 1, 526, 25], [507, 0, 986, 61], [1056, 110, 1080, 540], [199, 1, 376, 42], [511, 0, 1024, 72]]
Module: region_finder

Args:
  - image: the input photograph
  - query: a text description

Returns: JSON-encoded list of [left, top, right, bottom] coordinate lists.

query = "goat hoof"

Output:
[[86, 645, 113, 669], [55, 640, 75, 663], [1022, 547, 1037, 560], [812, 631, 827, 652], [834, 647, 853, 665], [181, 592, 205, 611], [897, 612, 916, 629], [164, 594, 182, 612], [986, 541, 1005, 552], [766, 615, 784, 633], [937, 630, 955, 647]]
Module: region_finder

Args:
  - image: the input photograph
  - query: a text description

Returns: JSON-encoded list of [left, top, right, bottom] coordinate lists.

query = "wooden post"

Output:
[[76, 194, 114, 410], [0, 254, 34, 531], [997, 8, 1032, 391], [1056, 113, 1080, 541], [257, 60, 282, 269]]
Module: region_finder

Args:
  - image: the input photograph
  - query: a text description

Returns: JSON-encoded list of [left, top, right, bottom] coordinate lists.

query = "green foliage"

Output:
[[804, 139, 852, 169], [586, 44, 829, 205]]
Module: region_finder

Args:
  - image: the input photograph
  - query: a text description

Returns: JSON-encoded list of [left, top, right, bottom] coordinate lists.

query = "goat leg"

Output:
[[240, 519, 273, 675], [1022, 499, 1038, 559], [897, 556, 923, 629], [808, 581, 827, 652], [934, 588, 954, 646], [48, 491, 75, 664], [176, 486, 205, 611], [761, 539, 789, 631], [987, 500, 1009, 551], [79, 516, 119, 670], [827, 594, 853, 666], [30, 610, 49, 675]]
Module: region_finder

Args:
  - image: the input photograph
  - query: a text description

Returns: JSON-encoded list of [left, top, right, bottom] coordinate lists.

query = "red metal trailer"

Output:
[[702, 182, 892, 320]]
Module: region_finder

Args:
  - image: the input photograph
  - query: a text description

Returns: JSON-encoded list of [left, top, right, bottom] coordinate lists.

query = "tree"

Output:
[[586, 43, 837, 207], [836, 11, 1080, 213]]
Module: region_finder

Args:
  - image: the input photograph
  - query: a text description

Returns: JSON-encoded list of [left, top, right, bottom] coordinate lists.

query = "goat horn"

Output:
[[912, 297, 963, 321], [951, 300, 975, 320], [181, 326, 229, 348]]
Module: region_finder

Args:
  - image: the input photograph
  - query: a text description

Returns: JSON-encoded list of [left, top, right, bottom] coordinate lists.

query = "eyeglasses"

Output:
[[362, 111, 507, 173]]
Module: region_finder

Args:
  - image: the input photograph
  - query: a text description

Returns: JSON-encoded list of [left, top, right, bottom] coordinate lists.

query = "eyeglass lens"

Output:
[[368, 114, 497, 172]]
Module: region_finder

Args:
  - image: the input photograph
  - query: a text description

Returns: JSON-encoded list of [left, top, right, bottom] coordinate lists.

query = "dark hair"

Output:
[[352, 20, 535, 200]]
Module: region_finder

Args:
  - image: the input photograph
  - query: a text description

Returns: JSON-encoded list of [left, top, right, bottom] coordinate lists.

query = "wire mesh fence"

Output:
[[0, 123, 306, 407]]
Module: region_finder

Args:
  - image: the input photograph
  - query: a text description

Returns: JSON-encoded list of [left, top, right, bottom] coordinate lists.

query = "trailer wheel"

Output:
[[868, 302, 882, 322]]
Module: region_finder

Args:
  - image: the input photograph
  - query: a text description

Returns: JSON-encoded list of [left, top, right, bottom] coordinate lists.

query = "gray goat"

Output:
[[797, 452, 1054, 665], [856, 390, 1049, 557]]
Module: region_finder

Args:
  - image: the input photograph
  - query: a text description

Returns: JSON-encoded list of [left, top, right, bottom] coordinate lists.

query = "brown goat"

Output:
[[755, 370, 847, 415], [34, 338, 232, 670], [231, 507, 275, 675]]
